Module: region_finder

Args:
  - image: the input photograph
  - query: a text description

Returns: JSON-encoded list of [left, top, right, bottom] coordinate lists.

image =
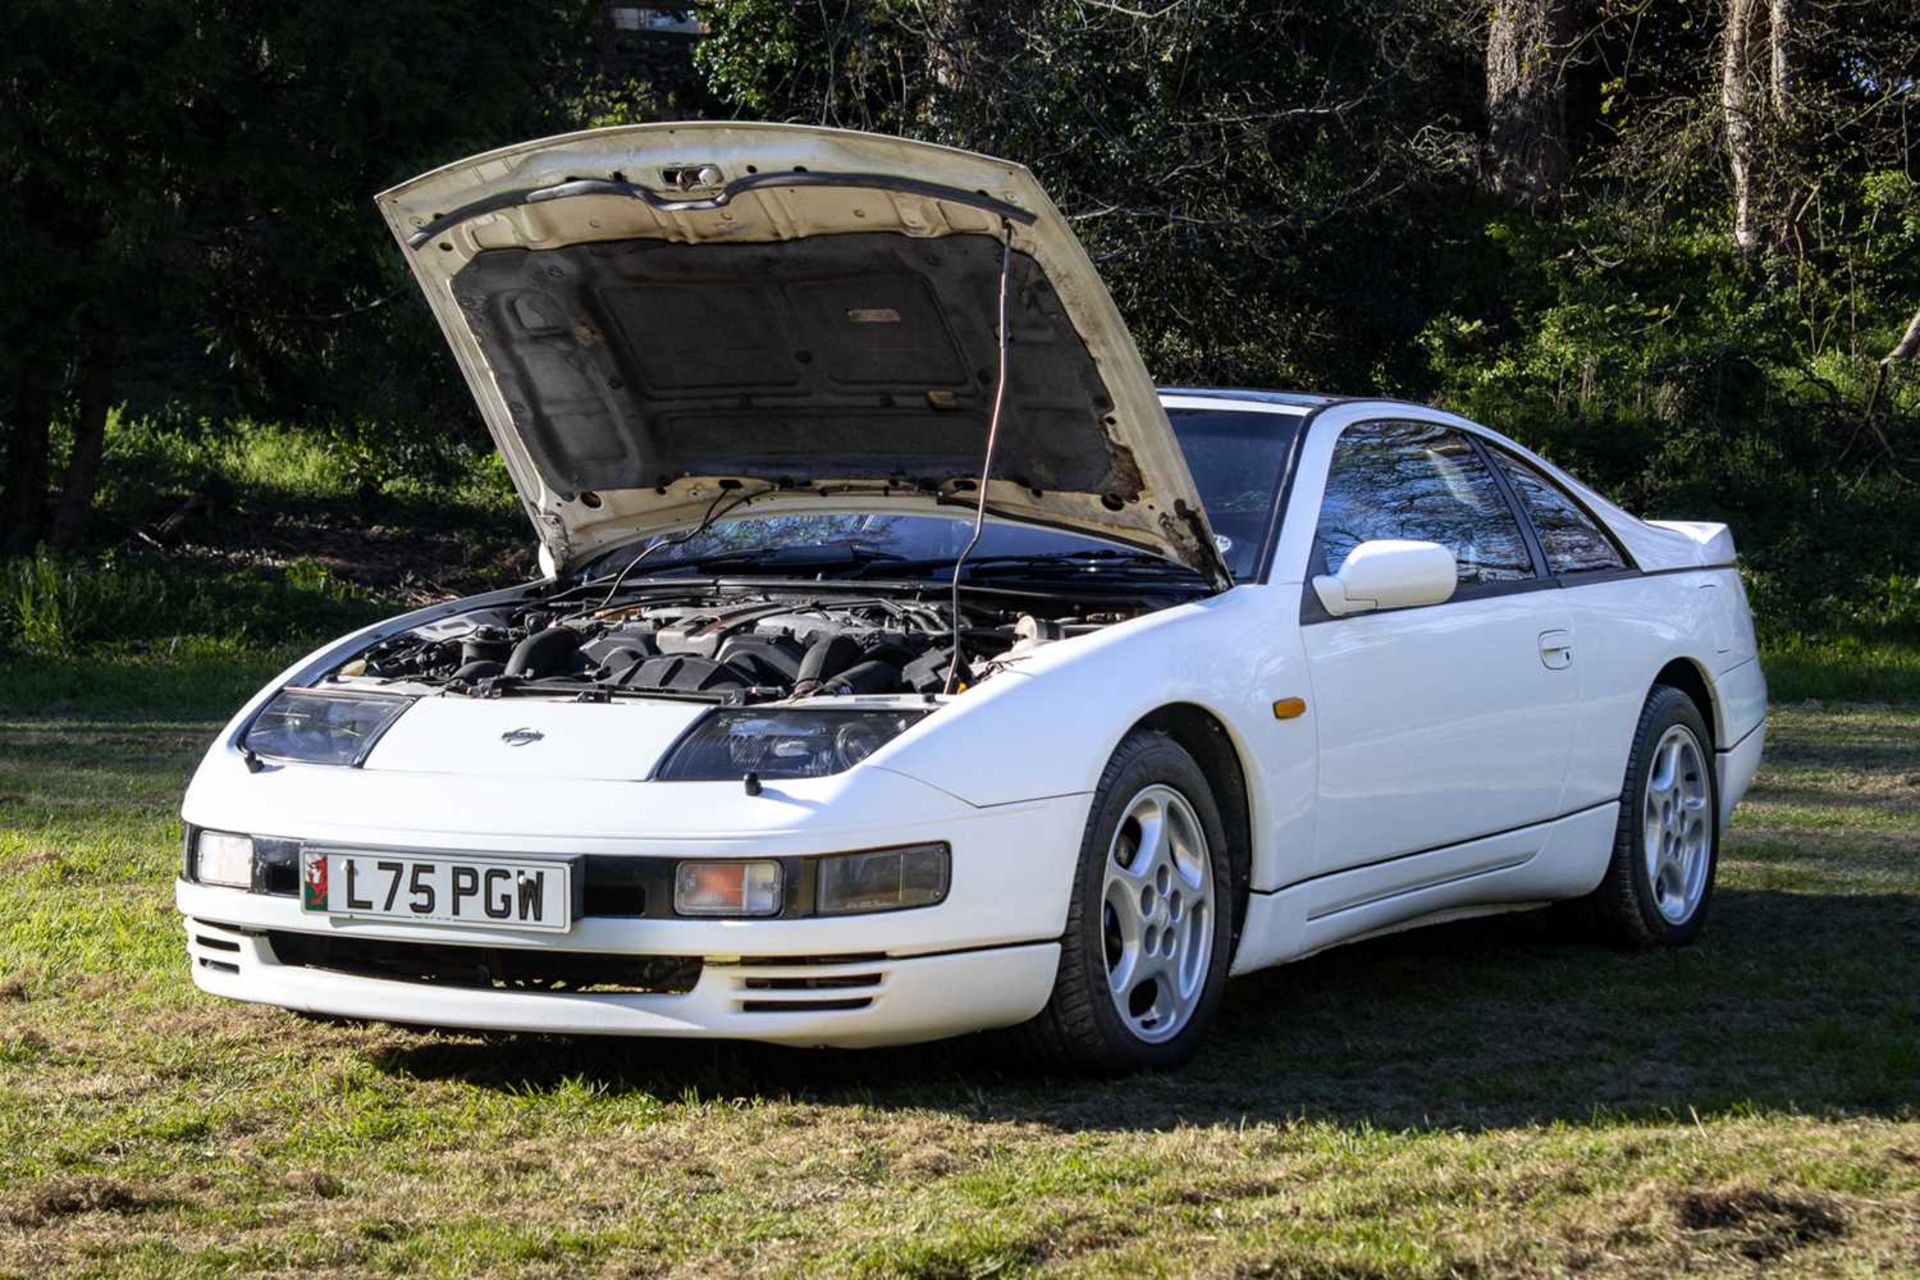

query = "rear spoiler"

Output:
[[1645, 520, 1736, 567]]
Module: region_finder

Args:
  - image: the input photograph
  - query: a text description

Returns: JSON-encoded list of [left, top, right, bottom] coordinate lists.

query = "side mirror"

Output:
[[1312, 539, 1458, 617]]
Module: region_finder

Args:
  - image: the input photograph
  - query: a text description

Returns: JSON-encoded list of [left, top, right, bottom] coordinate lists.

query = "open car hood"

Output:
[[377, 123, 1225, 584]]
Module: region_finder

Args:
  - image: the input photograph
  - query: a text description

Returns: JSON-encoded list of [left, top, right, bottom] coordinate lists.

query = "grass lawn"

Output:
[[1, 682, 1916, 1277]]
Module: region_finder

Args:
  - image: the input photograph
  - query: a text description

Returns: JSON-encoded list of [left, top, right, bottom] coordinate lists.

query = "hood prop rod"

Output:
[[943, 220, 1015, 696]]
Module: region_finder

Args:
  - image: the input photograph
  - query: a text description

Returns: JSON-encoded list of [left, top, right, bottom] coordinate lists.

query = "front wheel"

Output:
[[1009, 731, 1234, 1075], [1578, 684, 1720, 947]]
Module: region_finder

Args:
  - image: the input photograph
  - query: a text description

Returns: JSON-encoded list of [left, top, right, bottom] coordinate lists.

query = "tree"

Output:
[[1720, 0, 1803, 257], [698, 0, 1489, 393], [1485, 0, 1581, 200], [0, 0, 604, 553]]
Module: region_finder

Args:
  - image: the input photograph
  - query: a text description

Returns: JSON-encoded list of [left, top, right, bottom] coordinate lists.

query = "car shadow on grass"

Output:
[[365, 885, 1920, 1132]]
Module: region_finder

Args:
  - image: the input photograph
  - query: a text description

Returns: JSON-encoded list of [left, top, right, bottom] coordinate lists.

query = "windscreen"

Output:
[[1167, 408, 1300, 580], [590, 511, 1131, 572], [582, 405, 1299, 584]]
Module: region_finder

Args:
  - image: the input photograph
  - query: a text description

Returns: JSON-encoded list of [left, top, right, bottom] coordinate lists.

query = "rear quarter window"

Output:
[[1491, 450, 1629, 575]]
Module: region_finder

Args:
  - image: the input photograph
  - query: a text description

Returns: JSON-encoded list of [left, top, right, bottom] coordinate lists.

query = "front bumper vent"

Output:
[[725, 958, 888, 1014], [263, 931, 701, 995]]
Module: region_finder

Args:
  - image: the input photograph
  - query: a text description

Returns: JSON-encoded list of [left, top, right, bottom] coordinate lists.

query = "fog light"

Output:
[[196, 831, 254, 888], [673, 860, 783, 917], [815, 843, 950, 916]]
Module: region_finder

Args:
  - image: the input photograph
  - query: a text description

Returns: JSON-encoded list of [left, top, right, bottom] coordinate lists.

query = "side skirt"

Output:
[[1229, 801, 1618, 976]]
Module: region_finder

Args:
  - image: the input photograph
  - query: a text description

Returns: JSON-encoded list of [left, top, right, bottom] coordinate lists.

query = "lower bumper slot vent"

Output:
[[741, 972, 881, 991], [740, 997, 873, 1014], [732, 963, 885, 1013], [264, 931, 701, 995]]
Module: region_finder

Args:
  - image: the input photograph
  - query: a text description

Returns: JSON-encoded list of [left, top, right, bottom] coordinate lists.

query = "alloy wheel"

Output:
[[1642, 723, 1712, 924], [1101, 784, 1215, 1044]]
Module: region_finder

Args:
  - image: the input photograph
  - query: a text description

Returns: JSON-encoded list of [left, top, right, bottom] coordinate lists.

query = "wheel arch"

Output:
[[1126, 703, 1253, 950], [1652, 657, 1718, 749]]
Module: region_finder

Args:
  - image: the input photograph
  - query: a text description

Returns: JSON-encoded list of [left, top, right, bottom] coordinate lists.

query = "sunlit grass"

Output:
[[0, 686, 1916, 1275], [1762, 634, 1920, 702]]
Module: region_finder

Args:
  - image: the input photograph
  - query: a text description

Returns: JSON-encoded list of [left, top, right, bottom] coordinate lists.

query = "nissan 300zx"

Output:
[[176, 123, 1767, 1073]]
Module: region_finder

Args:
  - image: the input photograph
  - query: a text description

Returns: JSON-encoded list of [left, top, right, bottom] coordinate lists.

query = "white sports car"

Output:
[[177, 124, 1766, 1073]]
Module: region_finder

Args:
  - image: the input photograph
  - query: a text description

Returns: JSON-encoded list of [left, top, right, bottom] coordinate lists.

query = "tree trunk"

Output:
[[1768, 0, 1795, 122], [1886, 306, 1920, 366], [2, 366, 55, 555], [50, 326, 119, 552], [1722, 0, 1763, 253], [920, 0, 1033, 145], [1722, 0, 1801, 256], [1485, 0, 1577, 201]]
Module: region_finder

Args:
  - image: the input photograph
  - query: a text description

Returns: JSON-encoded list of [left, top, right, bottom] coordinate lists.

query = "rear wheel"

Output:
[[1010, 731, 1234, 1075], [1579, 684, 1719, 947]]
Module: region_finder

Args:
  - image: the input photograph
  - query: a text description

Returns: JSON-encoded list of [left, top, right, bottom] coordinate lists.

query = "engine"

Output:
[[334, 588, 1088, 703]]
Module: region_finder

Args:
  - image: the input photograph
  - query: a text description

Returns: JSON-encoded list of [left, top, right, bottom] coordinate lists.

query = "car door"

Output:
[[1299, 420, 1577, 879], [1482, 444, 1656, 813]]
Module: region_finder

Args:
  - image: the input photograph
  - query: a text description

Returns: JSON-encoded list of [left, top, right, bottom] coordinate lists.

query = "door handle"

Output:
[[1538, 629, 1573, 670]]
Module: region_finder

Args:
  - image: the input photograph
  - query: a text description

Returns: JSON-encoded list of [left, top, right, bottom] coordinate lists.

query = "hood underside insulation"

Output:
[[453, 231, 1145, 504]]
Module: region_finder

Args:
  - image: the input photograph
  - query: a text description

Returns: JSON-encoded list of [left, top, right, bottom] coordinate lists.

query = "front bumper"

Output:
[[174, 785, 1088, 1046], [183, 916, 1058, 1047]]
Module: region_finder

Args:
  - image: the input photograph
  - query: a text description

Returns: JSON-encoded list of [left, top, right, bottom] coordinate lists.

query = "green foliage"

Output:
[[1420, 168, 1920, 643], [0, 0, 605, 546], [690, 0, 1917, 644], [1763, 635, 1920, 703], [697, 0, 1493, 395], [3, 0, 1914, 647], [92, 415, 518, 518], [0, 551, 386, 659]]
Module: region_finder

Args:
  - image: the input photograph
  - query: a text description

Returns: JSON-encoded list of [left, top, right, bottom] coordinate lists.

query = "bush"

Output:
[[1, 551, 389, 660]]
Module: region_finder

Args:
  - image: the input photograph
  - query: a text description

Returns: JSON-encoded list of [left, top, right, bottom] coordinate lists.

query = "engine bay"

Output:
[[329, 585, 1132, 704]]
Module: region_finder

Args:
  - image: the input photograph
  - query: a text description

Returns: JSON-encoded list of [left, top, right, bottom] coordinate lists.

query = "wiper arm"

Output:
[[659, 543, 910, 574], [852, 549, 1201, 581], [964, 559, 1201, 585]]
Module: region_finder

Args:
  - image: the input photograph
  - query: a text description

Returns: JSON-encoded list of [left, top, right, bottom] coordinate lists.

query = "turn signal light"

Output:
[[673, 860, 783, 917], [195, 830, 255, 888]]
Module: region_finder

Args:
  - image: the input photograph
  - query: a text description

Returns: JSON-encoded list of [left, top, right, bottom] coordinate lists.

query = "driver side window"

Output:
[[1315, 422, 1535, 588]]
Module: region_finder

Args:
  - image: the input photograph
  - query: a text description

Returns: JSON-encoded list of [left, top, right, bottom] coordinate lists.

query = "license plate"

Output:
[[301, 850, 576, 932]]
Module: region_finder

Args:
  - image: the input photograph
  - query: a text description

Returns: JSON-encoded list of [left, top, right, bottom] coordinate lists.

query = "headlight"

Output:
[[241, 688, 412, 766], [656, 709, 928, 781], [194, 830, 254, 888], [816, 843, 950, 915]]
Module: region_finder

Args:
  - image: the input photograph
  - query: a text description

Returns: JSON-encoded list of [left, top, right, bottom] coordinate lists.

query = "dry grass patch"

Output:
[[0, 1177, 168, 1229]]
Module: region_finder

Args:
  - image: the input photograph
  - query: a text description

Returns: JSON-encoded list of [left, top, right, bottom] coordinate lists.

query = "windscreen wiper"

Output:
[[653, 543, 910, 575], [855, 549, 1204, 582], [407, 170, 1039, 249]]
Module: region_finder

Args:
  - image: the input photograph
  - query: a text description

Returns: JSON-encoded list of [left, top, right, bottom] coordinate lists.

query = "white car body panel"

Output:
[[1299, 589, 1577, 876], [185, 917, 1059, 1047], [1232, 801, 1619, 973]]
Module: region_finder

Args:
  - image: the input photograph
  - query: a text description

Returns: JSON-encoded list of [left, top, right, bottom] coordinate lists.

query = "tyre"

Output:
[[1010, 730, 1235, 1075], [1579, 684, 1719, 947]]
